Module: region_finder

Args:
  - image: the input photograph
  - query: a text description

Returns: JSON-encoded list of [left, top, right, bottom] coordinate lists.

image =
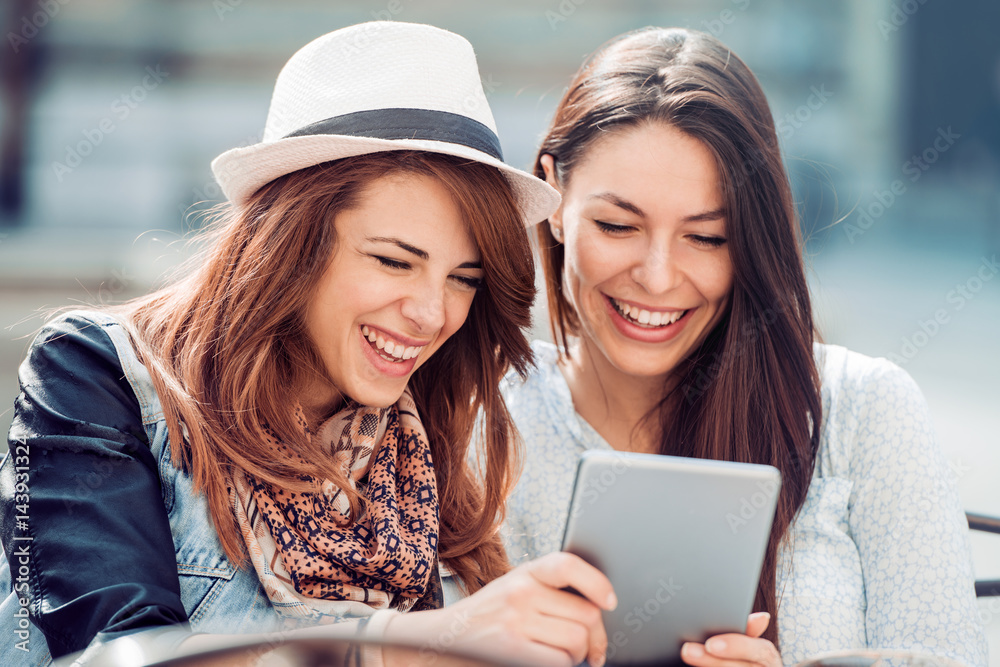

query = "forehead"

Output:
[[335, 171, 479, 256], [570, 122, 723, 213]]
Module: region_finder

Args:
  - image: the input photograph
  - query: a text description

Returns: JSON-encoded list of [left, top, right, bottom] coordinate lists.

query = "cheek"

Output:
[[441, 292, 477, 338], [698, 255, 735, 307], [566, 234, 633, 293]]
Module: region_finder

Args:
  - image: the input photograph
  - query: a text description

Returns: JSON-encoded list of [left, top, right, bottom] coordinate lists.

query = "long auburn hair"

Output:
[[535, 28, 822, 644], [112, 151, 534, 593]]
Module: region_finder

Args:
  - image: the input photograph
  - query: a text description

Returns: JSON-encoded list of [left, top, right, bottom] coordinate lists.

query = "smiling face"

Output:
[[303, 171, 483, 413], [544, 121, 734, 386]]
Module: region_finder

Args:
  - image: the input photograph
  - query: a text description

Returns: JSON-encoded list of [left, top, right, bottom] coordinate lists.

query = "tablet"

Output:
[[561, 450, 781, 666]]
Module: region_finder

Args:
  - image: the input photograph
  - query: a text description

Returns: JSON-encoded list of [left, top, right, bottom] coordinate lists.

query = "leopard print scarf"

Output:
[[232, 388, 441, 622]]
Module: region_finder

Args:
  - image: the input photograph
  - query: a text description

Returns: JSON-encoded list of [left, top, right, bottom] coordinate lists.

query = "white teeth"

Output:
[[363, 327, 424, 362], [612, 298, 685, 328]]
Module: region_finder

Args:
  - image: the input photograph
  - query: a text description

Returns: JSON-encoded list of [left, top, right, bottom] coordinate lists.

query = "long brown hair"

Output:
[[112, 151, 534, 593], [535, 28, 822, 644]]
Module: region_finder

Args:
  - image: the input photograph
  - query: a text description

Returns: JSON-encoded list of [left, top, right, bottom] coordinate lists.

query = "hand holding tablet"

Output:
[[561, 451, 781, 666]]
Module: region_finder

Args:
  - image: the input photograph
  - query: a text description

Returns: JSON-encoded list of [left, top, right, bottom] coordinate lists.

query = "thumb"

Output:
[[746, 611, 771, 638]]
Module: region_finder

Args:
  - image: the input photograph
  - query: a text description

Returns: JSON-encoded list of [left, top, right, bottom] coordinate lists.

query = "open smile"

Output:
[[604, 295, 694, 343], [361, 325, 427, 363], [608, 297, 688, 328]]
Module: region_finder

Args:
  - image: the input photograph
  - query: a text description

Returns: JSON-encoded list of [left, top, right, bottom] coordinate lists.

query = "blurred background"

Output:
[[1, 0, 997, 659]]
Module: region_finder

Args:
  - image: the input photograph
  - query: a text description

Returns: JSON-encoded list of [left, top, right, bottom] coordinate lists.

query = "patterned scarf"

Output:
[[232, 388, 442, 622]]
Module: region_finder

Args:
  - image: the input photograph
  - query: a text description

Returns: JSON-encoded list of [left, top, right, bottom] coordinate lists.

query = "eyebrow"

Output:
[[367, 236, 428, 260], [589, 192, 726, 223], [366, 236, 482, 269]]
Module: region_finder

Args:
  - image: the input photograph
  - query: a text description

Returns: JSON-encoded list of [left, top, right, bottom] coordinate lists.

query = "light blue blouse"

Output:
[[498, 340, 987, 666]]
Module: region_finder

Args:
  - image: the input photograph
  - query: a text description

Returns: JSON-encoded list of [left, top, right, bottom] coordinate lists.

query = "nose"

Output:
[[630, 237, 681, 295], [400, 279, 446, 334]]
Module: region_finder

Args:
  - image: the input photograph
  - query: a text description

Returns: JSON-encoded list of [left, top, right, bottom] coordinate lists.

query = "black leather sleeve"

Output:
[[0, 313, 188, 658]]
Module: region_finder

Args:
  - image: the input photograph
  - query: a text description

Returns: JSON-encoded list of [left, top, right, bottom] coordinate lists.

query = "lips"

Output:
[[604, 295, 693, 344]]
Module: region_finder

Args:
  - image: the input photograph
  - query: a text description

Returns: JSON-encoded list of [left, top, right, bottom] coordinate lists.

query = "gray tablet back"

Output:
[[561, 450, 781, 666]]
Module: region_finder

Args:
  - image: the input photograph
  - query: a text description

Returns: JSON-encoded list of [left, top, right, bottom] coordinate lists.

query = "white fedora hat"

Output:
[[211, 21, 559, 226]]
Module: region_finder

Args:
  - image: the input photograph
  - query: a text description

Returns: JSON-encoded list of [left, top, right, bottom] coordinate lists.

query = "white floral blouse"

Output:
[[494, 341, 987, 666]]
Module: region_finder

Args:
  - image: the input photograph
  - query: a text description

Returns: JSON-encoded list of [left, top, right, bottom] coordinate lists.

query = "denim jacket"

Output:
[[0, 311, 389, 665]]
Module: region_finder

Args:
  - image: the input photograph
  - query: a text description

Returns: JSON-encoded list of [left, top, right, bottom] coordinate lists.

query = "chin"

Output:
[[345, 379, 410, 409], [603, 344, 683, 380]]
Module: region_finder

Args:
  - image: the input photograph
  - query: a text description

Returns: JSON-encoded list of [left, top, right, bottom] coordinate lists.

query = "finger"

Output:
[[493, 639, 578, 667], [522, 586, 608, 667], [745, 612, 770, 639], [521, 613, 595, 666], [699, 633, 782, 667], [526, 552, 617, 610], [680, 642, 757, 667]]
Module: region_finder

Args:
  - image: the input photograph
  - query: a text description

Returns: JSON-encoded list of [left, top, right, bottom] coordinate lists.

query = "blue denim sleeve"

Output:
[[0, 313, 187, 658]]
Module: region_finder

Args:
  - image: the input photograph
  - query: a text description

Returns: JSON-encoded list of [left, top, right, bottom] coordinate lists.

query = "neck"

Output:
[[559, 337, 672, 454], [298, 381, 345, 432]]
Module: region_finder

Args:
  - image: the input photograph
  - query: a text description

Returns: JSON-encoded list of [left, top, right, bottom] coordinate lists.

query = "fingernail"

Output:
[[750, 611, 771, 621], [706, 638, 726, 653], [682, 643, 703, 658], [606, 592, 618, 610], [593, 653, 606, 667]]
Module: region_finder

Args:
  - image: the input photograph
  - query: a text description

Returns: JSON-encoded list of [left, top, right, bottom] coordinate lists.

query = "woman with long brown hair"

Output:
[[497, 27, 986, 666], [0, 22, 615, 667]]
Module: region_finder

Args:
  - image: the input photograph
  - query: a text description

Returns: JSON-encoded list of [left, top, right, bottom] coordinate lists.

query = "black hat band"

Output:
[[284, 108, 503, 161]]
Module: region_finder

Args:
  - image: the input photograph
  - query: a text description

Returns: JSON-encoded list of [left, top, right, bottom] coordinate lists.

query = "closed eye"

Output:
[[595, 220, 635, 235], [373, 255, 410, 270], [689, 235, 727, 248], [451, 275, 484, 291]]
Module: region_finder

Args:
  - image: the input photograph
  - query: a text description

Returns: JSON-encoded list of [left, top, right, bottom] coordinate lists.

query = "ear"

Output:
[[539, 154, 565, 240], [539, 154, 561, 192]]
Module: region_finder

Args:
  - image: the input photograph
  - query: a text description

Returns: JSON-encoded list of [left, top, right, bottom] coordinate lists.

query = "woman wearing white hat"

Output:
[[0, 22, 613, 667]]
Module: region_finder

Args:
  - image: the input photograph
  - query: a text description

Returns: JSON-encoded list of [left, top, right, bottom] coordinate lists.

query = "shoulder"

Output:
[[14, 309, 145, 441], [28, 309, 124, 358], [20, 309, 131, 390], [815, 341, 928, 428], [815, 342, 920, 397], [813, 342, 934, 478], [500, 340, 581, 437], [500, 340, 566, 413]]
